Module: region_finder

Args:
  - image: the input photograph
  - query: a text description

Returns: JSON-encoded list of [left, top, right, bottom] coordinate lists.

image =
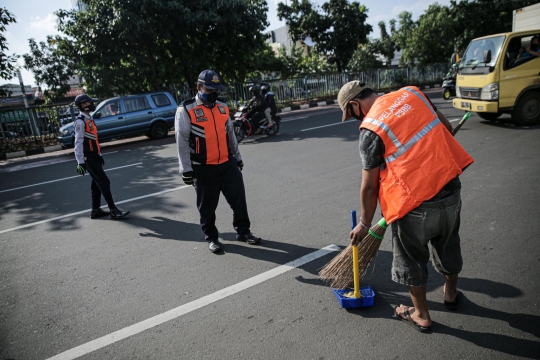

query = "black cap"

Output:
[[197, 70, 226, 90], [74, 94, 98, 105]]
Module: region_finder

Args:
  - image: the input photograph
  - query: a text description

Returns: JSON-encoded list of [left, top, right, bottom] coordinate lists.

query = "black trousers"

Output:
[[85, 155, 116, 210], [193, 159, 251, 242]]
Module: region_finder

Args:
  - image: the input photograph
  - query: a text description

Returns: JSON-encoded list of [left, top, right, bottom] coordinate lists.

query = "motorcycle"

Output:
[[233, 108, 281, 143], [442, 63, 458, 100]]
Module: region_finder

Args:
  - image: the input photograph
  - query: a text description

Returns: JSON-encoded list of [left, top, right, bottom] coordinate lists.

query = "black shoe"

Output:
[[208, 241, 222, 253], [236, 232, 261, 245], [90, 208, 110, 219], [110, 208, 130, 219]]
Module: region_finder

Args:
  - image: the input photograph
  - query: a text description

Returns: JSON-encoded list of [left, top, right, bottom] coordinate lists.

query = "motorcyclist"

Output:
[[261, 83, 277, 129], [243, 85, 267, 135]]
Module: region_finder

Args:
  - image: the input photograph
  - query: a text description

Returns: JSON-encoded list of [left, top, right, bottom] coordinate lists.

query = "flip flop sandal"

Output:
[[444, 291, 462, 310], [393, 306, 432, 333]]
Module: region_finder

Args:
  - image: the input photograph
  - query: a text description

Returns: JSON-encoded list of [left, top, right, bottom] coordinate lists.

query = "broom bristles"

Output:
[[319, 219, 387, 289]]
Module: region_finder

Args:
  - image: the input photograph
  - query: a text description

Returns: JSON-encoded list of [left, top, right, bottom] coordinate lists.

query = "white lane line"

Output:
[[449, 118, 463, 122], [301, 120, 354, 132], [46, 244, 340, 360], [0, 184, 189, 234], [281, 116, 308, 122], [3, 151, 119, 173], [0, 163, 143, 194]]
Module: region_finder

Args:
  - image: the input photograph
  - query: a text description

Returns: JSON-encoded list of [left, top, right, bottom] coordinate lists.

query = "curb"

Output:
[[0, 145, 62, 161]]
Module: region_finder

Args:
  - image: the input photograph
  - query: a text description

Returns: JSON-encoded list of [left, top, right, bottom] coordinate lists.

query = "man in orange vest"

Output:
[[338, 81, 473, 333], [175, 70, 261, 253], [73, 94, 130, 220]]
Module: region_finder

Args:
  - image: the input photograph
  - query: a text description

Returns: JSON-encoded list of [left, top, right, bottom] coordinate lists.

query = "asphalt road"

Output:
[[1, 91, 539, 360]]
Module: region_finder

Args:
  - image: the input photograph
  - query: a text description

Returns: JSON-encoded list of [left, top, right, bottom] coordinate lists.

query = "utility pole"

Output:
[[17, 70, 39, 136]]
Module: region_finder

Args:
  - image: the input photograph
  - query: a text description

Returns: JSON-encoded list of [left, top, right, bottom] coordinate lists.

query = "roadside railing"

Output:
[[173, 63, 451, 111], [0, 103, 78, 154]]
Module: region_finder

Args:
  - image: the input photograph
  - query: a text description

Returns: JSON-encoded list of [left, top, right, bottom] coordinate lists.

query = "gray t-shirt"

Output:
[[359, 95, 460, 201]]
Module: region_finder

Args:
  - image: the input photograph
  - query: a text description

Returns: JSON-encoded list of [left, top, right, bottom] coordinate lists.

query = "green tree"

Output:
[[278, 0, 372, 72], [390, 11, 417, 66], [55, 0, 271, 98], [449, 0, 538, 54], [23, 36, 75, 102], [0, 7, 19, 96], [372, 21, 396, 65], [407, 3, 455, 65], [348, 38, 383, 71]]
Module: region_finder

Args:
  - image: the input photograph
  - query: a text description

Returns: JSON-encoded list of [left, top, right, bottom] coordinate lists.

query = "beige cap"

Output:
[[337, 80, 368, 121]]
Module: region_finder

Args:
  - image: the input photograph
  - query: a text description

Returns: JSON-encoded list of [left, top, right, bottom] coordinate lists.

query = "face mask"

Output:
[[349, 101, 364, 121], [199, 91, 219, 104], [84, 103, 96, 112]]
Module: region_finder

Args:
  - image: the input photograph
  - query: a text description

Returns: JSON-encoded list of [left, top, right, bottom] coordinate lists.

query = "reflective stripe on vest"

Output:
[[80, 116, 100, 154], [360, 86, 474, 223], [187, 104, 230, 165]]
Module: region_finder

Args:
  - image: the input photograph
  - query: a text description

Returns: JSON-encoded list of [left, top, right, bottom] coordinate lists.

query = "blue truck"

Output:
[[57, 91, 177, 148]]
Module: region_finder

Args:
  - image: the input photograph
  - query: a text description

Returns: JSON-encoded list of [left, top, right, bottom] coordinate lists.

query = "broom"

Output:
[[319, 217, 387, 289], [319, 111, 471, 289]]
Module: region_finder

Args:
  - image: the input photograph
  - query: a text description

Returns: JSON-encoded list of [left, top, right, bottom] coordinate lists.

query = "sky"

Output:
[[3, 0, 452, 88]]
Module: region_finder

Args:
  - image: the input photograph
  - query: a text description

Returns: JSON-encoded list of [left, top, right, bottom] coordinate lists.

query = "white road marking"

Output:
[[3, 151, 119, 173], [301, 120, 354, 132], [0, 184, 190, 234], [0, 163, 143, 194], [449, 118, 463, 122], [46, 244, 340, 360], [281, 116, 308, 122]]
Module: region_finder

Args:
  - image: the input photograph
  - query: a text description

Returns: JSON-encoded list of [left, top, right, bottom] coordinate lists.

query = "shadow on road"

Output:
[[303, 248, 540, 358]]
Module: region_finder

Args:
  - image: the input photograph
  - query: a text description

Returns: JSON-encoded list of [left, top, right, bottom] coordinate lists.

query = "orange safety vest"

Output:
[[186, 103, 231, 165], [360, 86, 474, 223], [78, 114, 100, 155]]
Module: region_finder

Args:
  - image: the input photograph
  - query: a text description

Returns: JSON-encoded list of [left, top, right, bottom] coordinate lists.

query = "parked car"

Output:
[[57, 91, 177, 148]]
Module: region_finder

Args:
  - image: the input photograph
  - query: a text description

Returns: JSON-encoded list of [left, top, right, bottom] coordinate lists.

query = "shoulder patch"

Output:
[[218, 106, 227, 114]]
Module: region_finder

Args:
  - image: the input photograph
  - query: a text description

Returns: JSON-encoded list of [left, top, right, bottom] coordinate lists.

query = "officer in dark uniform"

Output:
[[73, 94, 129, 220], [175, 70, 261, 253]]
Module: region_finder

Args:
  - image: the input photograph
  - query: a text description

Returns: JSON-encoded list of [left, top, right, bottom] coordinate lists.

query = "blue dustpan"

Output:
[[333, 210, 375, 309]]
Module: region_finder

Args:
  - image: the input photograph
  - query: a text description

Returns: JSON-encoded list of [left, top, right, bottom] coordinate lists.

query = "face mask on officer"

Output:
[[198, 86, 220, 105]]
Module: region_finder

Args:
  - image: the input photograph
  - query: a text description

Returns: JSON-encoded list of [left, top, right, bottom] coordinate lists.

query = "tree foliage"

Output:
[[23, 36, 75, 102], [55, 0, 272, 98], [390, 0, 538, 66], [278, 0, 372, 72], [1, 7, 19, 96], [348, 38, 383, 71]]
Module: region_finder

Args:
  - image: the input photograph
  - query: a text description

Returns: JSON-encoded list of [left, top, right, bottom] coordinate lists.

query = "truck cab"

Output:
[[452, 30, 540, 125]]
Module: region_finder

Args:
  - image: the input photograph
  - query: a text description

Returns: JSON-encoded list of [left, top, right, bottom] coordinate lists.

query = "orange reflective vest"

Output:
[[186, 102, 231, 165], [78, 114, 100, 155], [360, 86, 474, 223]]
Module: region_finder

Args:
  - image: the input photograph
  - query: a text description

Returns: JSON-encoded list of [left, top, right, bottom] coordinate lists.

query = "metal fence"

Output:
[[0, 103, 78, 154], [172, 63, 451, 108], [1, 63, 451, 154]]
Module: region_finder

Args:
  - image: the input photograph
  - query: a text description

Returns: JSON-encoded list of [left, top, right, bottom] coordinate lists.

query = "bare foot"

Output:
[[395, 304, 432, 328]]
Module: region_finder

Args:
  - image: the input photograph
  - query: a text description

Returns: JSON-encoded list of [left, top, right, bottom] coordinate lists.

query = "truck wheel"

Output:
[[512, 91, 540, 126], [477, 112, 501, 121], [150, 122, 169, 139]]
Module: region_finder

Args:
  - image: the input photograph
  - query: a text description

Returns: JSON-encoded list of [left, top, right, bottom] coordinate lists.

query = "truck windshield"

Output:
[[459, 35, 505, 74]]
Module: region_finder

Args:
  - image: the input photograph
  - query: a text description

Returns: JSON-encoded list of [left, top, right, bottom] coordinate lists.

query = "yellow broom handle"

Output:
[[353, 245, 360, 298]]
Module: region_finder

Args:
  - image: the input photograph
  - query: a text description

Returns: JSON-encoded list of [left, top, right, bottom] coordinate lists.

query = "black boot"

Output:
[[208, 241, 222, 253], [236, 232, 261, 245], [90, 208, 110, 219], [109, 207, 130, 219]]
